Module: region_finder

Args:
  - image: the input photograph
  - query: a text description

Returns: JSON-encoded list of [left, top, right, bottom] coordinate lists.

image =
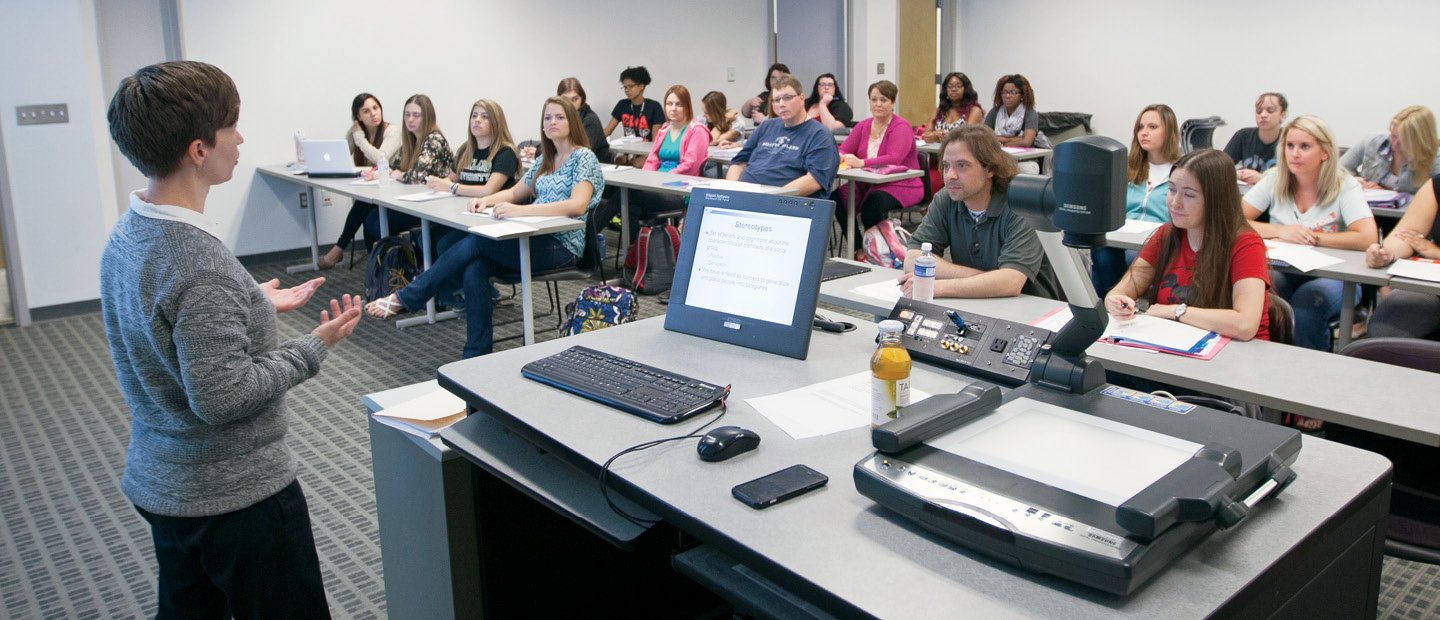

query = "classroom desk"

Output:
[[918, 141, 1052, 172], [835, 167, 926, 258], [256, 165, 581, 344], [607, 140, 742, 169], [818, 259, 1440, 447], [1105, 229, 1391, 350], [432, 317, 1391, 618], [600, 167, 796, 260]]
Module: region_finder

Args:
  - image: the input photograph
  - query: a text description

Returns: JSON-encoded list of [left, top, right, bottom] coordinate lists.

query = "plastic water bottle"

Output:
[[912, 242, 936, 302], [871, 320, 912, 428], [376, 156, 391, 187], [293, 131, 306, 164]]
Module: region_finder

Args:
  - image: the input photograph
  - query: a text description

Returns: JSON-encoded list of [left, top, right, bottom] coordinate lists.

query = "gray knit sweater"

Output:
[[100, 204, 327, 517]]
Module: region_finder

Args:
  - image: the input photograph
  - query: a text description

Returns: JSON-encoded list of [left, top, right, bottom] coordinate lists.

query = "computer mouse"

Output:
[[697, 426, 761, 462]]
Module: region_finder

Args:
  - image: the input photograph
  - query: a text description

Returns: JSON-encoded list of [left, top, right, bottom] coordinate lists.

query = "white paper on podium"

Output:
[[746, 371, 933, 440]]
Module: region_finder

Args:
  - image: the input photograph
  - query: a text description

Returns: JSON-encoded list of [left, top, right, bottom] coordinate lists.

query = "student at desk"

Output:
[[361, 94, 454, 243], [1092, 104, 1182, 295], [920, 72, 984, 143], [804, 73, 853, 131], [1339, 105, 1440, 195], [741, 62, 790, 125], [1366, 175, 1440, 340], [1244, 115, 1377, 352], [897, 124, 1058, 299], [366, 97, 603, 359], [983, 74, 1050, 151], [1224, 92, 1286, 185], [724, 73, 839, 199], [1104, 149, 1271, 341], [319, 92, 402, 269], [621, 85, 709, 236], [556, 77, 610, 164], [604, 66, 665, 165], [834, 80, 922, 258], [424, 99, 519, 199], [701, 91, 743, 145], [102, 61, 362, 617]]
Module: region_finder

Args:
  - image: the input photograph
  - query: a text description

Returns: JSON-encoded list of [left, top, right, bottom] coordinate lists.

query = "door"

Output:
[[897, 0, 939, 130]]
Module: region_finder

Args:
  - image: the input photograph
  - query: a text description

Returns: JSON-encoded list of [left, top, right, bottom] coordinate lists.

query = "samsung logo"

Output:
[[1059, 202, 1089, 214]]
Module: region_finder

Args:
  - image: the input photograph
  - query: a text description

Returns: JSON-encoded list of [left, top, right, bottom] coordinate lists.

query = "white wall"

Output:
[[96, 0, 171, 214], [179, 0, 772, 256], [850, 0, 897, 107], [956, 0, 1440, 150], [0, 0, 117, 310]]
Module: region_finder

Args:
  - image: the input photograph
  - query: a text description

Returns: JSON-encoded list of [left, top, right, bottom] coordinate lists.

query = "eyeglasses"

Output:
[[772, 94, 800, 103], [1002, 89, 1021, 96], [621, 83, 640, 91]]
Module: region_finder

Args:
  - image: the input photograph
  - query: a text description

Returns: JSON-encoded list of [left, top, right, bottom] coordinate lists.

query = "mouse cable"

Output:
[[812, 313, 857, 333], [598, 386, 732, 529]]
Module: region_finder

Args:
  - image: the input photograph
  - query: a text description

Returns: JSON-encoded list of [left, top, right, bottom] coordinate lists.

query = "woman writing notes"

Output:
[[1091, 104, 1182, 294], [1105, 148, 1271, 341], [366, 98, 603, 359], [1339, 105, 1440, 195], [318, 93, 402, 268], [1224, 92, 1286, 185], [834, 80, 922, 258], [1243, 115, 1377, 352], [804, 73, 853, 131], [361, 94, 454, 243], [1365, 175, 1440, 340]]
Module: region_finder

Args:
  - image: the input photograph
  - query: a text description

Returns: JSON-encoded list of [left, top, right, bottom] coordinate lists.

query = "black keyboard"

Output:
[[521, 346, 728, 424]]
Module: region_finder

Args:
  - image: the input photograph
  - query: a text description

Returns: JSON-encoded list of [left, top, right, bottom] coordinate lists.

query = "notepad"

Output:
[[372, 389, 467, 438], [1388, 257, 1440, 282], [395, 191, 451, 202], [1100, 314, 1226, 358]]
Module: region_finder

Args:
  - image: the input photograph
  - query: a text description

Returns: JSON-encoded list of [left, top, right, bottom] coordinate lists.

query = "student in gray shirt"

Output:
[[899, 125, 1059, 299], [100, 61, 362, 618], [1339, 105, 1440, 195]]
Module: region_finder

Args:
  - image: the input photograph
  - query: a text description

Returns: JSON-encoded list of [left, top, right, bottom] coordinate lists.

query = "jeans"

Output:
[[1271, 270, 1357, 351], [134, 480, 329, 620], [396, 233, 577, 358]]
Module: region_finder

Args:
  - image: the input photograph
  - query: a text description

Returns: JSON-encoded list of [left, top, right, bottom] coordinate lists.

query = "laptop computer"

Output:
[[299, 140, 362, 178]]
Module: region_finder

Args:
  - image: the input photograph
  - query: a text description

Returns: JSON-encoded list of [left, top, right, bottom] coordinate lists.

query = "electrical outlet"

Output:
[[299, 192, 309, 210], [16, 104, 68, 126], [727, 67, 736, 82], [322, 192, 332, 207], [877, 63, 885, 74]]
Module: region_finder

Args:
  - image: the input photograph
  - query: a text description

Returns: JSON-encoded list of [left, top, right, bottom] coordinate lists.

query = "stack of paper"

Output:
[[372, 389, 467, 438], [1388, 258, 1440, 282], [1263, 240, 1343, 272], [1100, 314, 1226, 359], [746, 371, 933, 439]]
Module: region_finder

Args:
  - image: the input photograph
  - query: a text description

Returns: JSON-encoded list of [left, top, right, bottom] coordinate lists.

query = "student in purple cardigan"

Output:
[[833, 80, 923, 259]]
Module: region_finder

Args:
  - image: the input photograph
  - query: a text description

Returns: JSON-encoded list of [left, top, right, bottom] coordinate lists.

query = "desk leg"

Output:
[[287, 186, 321, 274], [620, 187, 631, 265], [397, 220, 460, 330], [846, 180, 857, 259], [1337, 281, 1356, 351], [378, 204, 392, 238], [520, 237, 535, 345]]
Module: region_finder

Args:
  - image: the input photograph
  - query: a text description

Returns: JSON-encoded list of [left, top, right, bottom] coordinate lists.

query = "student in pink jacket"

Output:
[[626, 85, 710, 237], [834, 80, 924, 258]]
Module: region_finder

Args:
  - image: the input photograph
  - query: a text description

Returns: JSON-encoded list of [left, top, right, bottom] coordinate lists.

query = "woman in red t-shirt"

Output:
[[1104, 149, 1272, 341]]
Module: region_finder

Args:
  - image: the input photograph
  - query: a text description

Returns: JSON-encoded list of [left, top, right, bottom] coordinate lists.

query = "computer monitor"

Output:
[[664, 189, 835, 360]]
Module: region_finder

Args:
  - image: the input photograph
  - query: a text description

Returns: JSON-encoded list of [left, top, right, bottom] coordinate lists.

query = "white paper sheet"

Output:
[[1117, 219, 1164, 235], [746, 371, 933, 440], [465, 209, 559, 224], [1363, 188, 1399, 203], [395, 191, 451, 202], [691, 179, 786, 193], [348, 178, 379, 186], [468, 221, 538, 237], [1388, 258, 1440, 282], [850, 280, 904, 303], [1263, 240, 1344, 272], [374, 389, 465, 422], [1101, 314, 1213, 351]]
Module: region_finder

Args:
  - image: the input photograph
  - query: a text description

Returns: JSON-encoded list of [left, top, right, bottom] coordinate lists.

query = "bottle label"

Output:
[[915, 263, 935, 278], [871, 376, 912, 426]]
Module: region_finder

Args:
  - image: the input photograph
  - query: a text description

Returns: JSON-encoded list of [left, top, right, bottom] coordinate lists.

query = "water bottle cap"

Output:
[[877, 320, 904, 334], [921, 242, 932, 252]]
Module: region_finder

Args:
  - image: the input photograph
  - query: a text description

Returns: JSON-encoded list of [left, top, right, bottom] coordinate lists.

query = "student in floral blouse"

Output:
[[366, 97, 604, 358], [361, 93, 453, 243]]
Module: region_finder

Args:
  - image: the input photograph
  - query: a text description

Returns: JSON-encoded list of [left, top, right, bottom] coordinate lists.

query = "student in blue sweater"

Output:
[[100, 61, 361, 618]]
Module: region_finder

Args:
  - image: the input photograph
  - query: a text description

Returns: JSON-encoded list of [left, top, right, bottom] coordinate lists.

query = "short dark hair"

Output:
[[619, 66, 652, 86], [869, 80, 898, 103], [107, 61, 240, 179]]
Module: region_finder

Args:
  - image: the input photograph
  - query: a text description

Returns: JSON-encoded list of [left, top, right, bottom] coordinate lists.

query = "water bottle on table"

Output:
[[376, 156, 391, 187], [912, 242, 936, 302]]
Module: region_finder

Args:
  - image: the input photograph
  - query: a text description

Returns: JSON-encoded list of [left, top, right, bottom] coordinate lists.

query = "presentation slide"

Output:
[[686, 206, 810, 325]]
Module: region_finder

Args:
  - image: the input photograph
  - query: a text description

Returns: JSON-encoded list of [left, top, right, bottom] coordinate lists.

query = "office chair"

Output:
[[489, 206, 610, 338], [1330, 337, 1440, 564], [1179, 116, 1226, 153]]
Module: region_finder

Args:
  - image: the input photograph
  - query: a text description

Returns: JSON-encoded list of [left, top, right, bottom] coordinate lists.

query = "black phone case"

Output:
[[732, 464, 829, 509]]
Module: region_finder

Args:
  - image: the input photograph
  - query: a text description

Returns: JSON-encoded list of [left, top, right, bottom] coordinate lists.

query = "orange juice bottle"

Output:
[[871, 320, 912, 427]]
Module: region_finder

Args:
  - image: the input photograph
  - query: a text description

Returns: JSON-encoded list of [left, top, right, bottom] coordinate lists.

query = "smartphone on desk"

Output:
[[732, 464, 829, 509]]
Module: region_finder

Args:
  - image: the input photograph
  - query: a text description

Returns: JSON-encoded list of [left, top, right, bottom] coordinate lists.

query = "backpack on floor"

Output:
[[364, 236, 419, 302], [560, 285, 639, 336], [862, 219, 911, 269], [623, 220, 682, 295]]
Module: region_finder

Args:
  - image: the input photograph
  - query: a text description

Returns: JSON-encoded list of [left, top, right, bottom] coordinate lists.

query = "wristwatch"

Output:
[[450, 183, 459, 195], [1173, 303, 1188, 321]]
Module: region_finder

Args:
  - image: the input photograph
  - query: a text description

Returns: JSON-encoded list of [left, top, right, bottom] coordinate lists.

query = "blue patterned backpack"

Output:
[[559, 285, 638, 336]]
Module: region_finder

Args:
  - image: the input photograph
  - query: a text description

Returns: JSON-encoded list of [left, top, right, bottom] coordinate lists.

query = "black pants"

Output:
[[594, 191, 685, 242], [334, 201, 377, 251], [832, 188, 903, 240], [135, 480, 330, 620]]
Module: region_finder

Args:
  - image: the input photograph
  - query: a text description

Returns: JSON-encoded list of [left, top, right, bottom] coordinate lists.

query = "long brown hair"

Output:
[[397, 94, 442, 172], [1144, 149, 1253, 309], [1126, 104, 1181, 185], [537, 97, 589, 177], [701, 91, 729, 128], [990, 74, 1035, 110], [349, 92, 387, 166], [454, 99, 516, 173]]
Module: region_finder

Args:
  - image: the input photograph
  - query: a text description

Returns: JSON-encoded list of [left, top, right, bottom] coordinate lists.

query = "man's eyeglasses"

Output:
[[772, 94, 800, 104]]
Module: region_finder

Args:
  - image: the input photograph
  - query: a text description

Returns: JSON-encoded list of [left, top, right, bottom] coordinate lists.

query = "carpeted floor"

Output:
[[0, 249, 1437, 618]]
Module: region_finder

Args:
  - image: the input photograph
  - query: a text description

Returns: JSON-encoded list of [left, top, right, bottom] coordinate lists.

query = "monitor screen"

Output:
[[664, 189, 834, 359]]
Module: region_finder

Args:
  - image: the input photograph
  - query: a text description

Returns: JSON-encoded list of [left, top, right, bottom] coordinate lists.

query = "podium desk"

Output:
[[432, 317, 1390, 618]]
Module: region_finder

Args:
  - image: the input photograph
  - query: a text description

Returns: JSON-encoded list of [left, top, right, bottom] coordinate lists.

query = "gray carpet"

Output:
[[1, 250, 1438, 618]]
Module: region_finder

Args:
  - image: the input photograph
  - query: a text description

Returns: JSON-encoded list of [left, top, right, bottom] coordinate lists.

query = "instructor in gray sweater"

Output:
[[100, 61, 361, 619]]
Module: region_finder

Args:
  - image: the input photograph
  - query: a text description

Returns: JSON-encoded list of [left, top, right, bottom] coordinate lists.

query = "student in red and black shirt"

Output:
[[603, 65, 665, 142], [1104, 149, 1272, 341]]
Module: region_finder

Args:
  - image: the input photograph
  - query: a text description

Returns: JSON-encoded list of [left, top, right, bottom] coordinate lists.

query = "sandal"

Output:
[[365, 294, 406, 319]]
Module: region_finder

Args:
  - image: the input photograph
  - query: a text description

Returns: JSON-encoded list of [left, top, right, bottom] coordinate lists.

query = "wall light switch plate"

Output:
[[877, 63, 885, 74], [727, 67, 736, 82], [16, 104, 68, 126]]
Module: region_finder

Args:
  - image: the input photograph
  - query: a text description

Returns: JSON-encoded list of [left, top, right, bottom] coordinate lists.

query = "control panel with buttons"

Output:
[[886, 297, 1054, 386]]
